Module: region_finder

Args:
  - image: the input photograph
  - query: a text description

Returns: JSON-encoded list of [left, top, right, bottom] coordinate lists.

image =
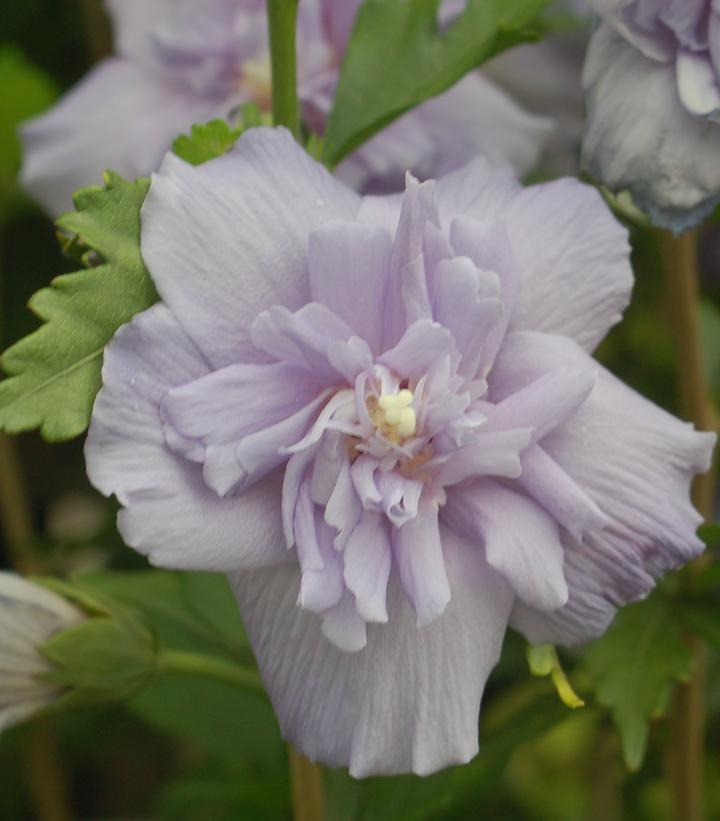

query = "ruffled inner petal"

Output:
[[443, 480, 568, 611]]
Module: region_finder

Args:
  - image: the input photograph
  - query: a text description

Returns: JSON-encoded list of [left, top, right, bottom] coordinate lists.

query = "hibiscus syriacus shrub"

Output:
[[0, 0, 719, 817]]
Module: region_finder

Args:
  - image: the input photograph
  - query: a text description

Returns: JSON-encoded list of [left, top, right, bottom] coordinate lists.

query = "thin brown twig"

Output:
[[289, 747, 325, 821], [660, 229, 717, 821]]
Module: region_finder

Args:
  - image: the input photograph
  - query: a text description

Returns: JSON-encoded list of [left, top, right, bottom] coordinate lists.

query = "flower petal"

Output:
[[437, 159, 633, 352], [443, 480, 568, 611], [379, 319, 454, 378], [308, 221, 394, 355], [140, 127, 360, 369], [492, 329, 715, 642], [343, 511, 392, 623], [86, 304, 286, 570], [20, 58, 223, 216], [338, 73, 552, 191], [392, 500, 451, 628], [582, 25, 720, 231], [230, 527, 512, 776], [434, 429, 532, 487], [518, 445, 610, 541], [431, 256, 502, 379], [250, 303, 354, 384], [676, 48, 720, 117], [104, 0, 175, 59], [484, 366, 596, 444]]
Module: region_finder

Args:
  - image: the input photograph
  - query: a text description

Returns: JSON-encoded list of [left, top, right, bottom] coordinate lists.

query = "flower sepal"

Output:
[[527, 643, 584, 710], [34, 578, 157, 708]]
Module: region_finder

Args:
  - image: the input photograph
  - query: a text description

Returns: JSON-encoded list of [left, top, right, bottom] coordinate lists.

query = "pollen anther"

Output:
[[374, 389, 417, 439]]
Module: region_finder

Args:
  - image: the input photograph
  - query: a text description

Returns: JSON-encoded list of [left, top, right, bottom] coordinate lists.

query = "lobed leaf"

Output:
[[172, 119, 244, 166], [584, 597, 693, 771], [323, 0, 552, 165], [0, 172, 156, 441]]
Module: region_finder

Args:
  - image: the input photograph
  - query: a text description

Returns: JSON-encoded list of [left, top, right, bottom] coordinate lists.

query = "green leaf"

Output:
[[323, 0, 551, 165], [0, 172, 156, 440], [172, 119, 243, 166], [584, 597, 694, 771], [50, 570, 283, 763], [698, 522, 720, 549], [172, 107, 270, 166], [73, 570, 251, 662]]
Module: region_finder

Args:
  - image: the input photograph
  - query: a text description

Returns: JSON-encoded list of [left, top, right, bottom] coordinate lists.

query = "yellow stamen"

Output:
[[373, 389, 417, 439]]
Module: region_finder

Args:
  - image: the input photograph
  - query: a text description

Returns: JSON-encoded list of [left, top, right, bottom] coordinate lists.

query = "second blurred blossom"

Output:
[[20, 0, 556, 215]]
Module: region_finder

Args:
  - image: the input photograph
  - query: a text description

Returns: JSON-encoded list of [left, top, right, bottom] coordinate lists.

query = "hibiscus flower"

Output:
[[85, 128, 714, 775]]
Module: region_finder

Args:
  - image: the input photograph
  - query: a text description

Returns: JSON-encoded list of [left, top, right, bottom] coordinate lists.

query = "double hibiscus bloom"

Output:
[[86, 128, 714, 776]]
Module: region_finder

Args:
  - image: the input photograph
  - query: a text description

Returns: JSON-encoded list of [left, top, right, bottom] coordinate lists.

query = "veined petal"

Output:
[[343, 511, 392, 623], [393, 500, 450, 628], [518, 445, 610, 541], [230, 527, 512, 776], [443, 480, 568, 611], [676, 48, 720, 117], [483, 366, 596, 444], [86, 305, 286, 570], [250, 303, 355, 384], [492, 329, 715, 642], [438, 159, 633, 352], [308, 221, 394, 355], [20, 58, 223, 217], [140, 128, 360, 369], [582, 25, 720, 232], [379, 320, 455, 379], [434, 429, 532, 487]]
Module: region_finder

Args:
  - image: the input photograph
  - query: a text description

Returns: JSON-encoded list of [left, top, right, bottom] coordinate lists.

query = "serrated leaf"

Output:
[[0, 173, 156, 440], [584, 597, 694, 771], [172, 119, 244, 166], [323, 0, 551, 165]]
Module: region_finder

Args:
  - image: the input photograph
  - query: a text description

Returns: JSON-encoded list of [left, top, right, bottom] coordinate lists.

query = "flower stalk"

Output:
[[267, 0, 301, 138], [289, 747, 325, 821], [660, 229, 718, 821], [156, 649, 266, 695]]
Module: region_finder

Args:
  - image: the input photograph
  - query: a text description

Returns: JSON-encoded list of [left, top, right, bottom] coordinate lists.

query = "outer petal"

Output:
[[230, 527, 513, 776], [491, 330, 716, 643], [338, 73, 552, 191], [140, 128, 360, 369], [103, 0, 175, 59], [582, 25, 720, 232], [20, 58, 224, 217], [85, 304, 287, 570], [436, 159, 633, 352]]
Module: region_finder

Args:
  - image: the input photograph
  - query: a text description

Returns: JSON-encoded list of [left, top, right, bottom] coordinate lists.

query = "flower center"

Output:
[[240, 56, 272, 110], [369, 388, 417, 442]]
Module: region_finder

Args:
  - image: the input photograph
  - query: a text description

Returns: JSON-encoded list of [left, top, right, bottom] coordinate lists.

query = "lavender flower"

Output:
[[20, 0, 551, 216], [85, 128, 715, 776], [582, 0, 720, 231], [0, 574, 83, 732]]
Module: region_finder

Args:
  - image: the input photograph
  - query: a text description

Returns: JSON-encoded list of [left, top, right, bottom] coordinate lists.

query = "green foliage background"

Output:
[[1, 2, 720, 820]]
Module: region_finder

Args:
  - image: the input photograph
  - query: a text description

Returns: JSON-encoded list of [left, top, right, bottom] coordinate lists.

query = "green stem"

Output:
[[157, 649, 265, 695], [660, 229, 717, 821], [267, 0, 300, 137]]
